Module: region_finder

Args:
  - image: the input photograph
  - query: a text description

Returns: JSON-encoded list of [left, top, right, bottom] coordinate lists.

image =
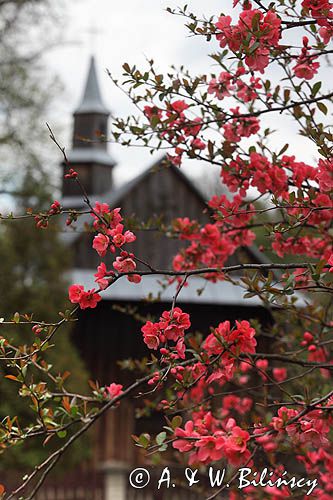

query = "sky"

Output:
[[44, 1, 324, 188], [46, 0, 225, 186]]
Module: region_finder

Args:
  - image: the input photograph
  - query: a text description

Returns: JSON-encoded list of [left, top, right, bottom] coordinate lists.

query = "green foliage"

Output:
[[0, 0, 89, 473], [0, 176, 90, 471]]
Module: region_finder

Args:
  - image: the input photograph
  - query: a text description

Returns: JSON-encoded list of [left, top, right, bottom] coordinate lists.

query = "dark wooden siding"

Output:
[[72, 165, 209, 270]]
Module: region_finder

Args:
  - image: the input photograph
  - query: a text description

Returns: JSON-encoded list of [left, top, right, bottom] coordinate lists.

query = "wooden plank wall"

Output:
[[73, 166, 209, 270]]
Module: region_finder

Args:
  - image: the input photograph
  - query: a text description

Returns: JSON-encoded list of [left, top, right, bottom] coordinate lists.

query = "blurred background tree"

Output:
[[0, 0, 89, 471], [0, 0, 62, 190]]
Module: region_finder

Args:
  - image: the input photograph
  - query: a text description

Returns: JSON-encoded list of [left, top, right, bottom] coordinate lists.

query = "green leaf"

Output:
[[317, 102, 328, 115], [284, 274, 295, 289], [289, 191, 295, 203], [138, 433, 150, 449], [251, 12, 260, 30], [150, 115, 160, 129], [130, 126, 143, 135], [70, 406, 78, 417], [156, 431, 166, 445], [41, 342, 49, 352], [57, 430, 67, 439], [171, 415, 182, 429], [278, 143, 289, 156], [312, 81, 322, 96], [13, 312, 20, 323]]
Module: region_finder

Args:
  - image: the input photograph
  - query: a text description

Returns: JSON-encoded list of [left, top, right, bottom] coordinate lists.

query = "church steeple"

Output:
[[62, 56, 115, 198], [75, 56, 109, 115], [72, 56, 110, 150]]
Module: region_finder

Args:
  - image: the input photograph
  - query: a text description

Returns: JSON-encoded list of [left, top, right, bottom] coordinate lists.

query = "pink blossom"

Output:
[[208, 71, 233, 99], [113, 255, 136, 273], [141, 321, 160, 350], [173, 421, 198, 453], [195, 434, 225, 462], [92, 233, 110, 257], [317, 159, 333, 192], [68, 284, 85, 304], [94, 262, 113, 290], [78, 289, 102, 309], [105, 383, 123, 399], [273, 368, 287, 383], [69, 284, 102, 309], [215, 9, 281, 73], [223, 423, 251, 465]]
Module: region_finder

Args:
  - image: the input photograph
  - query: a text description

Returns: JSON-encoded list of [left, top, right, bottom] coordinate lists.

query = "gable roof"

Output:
[[61, 155, 207, 210], [70, 270, 307, 307], [61, 155, 268, 268]]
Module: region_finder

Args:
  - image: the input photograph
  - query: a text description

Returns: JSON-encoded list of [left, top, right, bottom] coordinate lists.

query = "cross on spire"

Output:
[[87, 22, 102, 53]]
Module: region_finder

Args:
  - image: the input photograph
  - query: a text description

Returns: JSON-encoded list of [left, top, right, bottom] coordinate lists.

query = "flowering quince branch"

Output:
[[1, 2, 333, 499], [46, 124, 108, 227], [0, 306, 80, 362], [4, 357, 197, 500], [2, 385, 122, 499]]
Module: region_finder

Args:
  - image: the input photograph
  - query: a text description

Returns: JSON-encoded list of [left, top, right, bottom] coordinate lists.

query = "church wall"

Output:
[[72, 164, 209, 270], [72, 113, 108, 150]]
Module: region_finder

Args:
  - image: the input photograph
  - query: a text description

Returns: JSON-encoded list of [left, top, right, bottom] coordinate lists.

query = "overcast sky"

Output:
[[45, 1, 322, 188], [46, 1, 221, 186]]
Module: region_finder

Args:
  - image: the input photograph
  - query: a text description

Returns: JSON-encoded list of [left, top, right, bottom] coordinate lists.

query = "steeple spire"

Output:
[[75, 56, 109, 115], [71, 55, 110, 150]]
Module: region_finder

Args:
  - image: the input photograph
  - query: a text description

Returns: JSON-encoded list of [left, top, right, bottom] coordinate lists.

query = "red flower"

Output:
[[94, 262, 113, 290], [215, 8, 281, 73], [228, 320, 257, 355], [169, 100, 189, 115], [173, 421, 198, 453], [48, 200, 61, 215], [208, 72, 234, 100], [127, 274, 142, 284], [159, 307, 191, 342], [92, 233, 110, 257], [105, 383, 123, 400], [294, 60, 320, 80], [273, 368, 287, 382], [68, 284, 102, 309], [68, 284, 84, 304], [78, 289, 102, 309], [223, 421, 251, 465], [191, 138, 206, 151], [293, 38, 320, 80], [141, 321, 160, 350], [317, 159, 333, 192], [195, 434, 225, 462], [113, 255, 136, 273], [109, 224, 136, 247]]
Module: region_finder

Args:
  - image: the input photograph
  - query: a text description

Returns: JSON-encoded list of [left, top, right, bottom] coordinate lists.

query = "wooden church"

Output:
[[58, 56, 270, 500]]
